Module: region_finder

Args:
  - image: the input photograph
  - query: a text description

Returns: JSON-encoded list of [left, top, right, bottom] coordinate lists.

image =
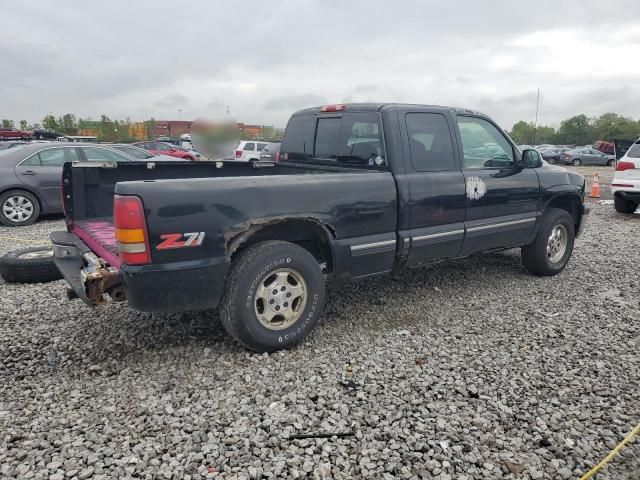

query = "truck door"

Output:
[[400, 110, 466, 266], [454, 115, 539, 255]]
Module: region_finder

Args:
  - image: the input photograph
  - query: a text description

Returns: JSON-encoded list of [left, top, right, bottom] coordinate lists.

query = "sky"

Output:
[[1, 0, 640, 129]]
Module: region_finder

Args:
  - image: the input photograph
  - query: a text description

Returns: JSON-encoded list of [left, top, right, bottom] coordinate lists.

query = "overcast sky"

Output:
[[2, 0, 639, 129]]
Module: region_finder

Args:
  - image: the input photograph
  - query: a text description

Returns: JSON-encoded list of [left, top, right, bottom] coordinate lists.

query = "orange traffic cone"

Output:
[[589, 173, 601, 198]]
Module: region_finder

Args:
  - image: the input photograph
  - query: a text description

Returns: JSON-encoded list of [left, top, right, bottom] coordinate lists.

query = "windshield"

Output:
[[114, 145, 153, 159]]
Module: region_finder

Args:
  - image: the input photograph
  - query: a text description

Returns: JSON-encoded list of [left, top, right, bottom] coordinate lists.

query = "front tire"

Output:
[[220, 240, 326, 352], [614, 196, 638, 214], [547, 158, 556, 165], [572, 158, 582, 166], [522, 208, 575, 276], [0, 189, 40, 226], [607, 159, 615, 166]]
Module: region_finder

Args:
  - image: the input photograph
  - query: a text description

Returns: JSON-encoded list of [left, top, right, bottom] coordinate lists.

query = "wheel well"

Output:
[[0, 187, 43, 210], [229, 218, 335, 273], [547, 195, 580, 229]]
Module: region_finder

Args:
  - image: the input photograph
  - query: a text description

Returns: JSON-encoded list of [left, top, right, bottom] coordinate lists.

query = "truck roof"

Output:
[[293, 103, 488, 117]]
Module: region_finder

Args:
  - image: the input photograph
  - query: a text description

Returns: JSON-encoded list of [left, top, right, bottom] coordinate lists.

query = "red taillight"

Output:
[[274, 152, 280, 162], [235, 149, 242, 158], [320, 104, 346, 112], [114, 195, 150, 265], [616, 161, 636, 171]]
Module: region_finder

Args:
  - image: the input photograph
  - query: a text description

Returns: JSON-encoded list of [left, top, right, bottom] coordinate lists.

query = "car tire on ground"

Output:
[[220, 240, 326, 352], [607, 159, 615, 166], [0, 246, 62, 283], [521, 208, 575, 276], [572, 158, 582, 166], [0, 189, 40, 226], [547, 158, 556, 165], [614, 196, 638, 214]]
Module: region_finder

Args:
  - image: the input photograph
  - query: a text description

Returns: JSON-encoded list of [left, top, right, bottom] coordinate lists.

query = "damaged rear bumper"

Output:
[[51, 231, 228, 312]]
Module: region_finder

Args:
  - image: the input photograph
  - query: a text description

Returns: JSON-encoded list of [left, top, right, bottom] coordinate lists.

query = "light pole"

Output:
[[178, 109, 182, 121]]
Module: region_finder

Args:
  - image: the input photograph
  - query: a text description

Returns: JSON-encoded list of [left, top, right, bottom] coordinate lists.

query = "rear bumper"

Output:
[[51, 230, 228, 312], [121, 258, 228, 312], [611, 177, 640, 199]]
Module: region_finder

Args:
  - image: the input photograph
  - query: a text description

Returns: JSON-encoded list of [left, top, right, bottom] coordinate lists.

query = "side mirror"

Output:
[[521, 149, 542, 168]]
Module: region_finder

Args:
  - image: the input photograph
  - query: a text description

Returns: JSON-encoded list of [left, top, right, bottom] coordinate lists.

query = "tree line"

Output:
[[1, 114, 281, 142], [508, 112, 640, 146]]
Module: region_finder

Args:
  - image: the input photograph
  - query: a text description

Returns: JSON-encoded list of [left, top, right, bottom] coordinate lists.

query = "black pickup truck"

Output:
[[52, 103, 587, 352]]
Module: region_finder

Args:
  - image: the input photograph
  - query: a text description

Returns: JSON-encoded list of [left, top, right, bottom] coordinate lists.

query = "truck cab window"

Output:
[[457, 116, 514, 169], [338, 113, 384, 166], [405, 113, 455, 171], [314, 118, 340, 159], [281, 114, 315, 161]]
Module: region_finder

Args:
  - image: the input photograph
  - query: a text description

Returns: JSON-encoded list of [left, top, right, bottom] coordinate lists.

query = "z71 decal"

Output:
[[156, 232, 206, 250]]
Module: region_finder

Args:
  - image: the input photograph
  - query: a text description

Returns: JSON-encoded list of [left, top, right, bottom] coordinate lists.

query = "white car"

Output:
[[611, 139, 640, 213], [228, 140, 273, 162]]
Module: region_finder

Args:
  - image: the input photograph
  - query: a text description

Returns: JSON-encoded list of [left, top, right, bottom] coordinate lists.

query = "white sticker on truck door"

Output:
[[466, 176, 487, 200]]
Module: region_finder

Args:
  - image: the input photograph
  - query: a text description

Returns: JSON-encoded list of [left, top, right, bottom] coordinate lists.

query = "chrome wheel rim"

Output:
[[19, 250, 53, 259], [547, 224, 568, 263], [254, 268, 307, 330], [3, 195, 34, 223]]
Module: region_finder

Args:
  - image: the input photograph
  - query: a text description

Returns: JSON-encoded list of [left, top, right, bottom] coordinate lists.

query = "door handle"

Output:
[[20, 170, 37, 176]]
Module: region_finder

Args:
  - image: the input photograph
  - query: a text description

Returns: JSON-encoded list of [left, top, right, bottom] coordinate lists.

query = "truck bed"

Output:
[[71, 219, 118, 267]]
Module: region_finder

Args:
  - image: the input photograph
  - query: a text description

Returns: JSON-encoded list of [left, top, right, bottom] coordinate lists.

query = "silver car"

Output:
[[561, 147, 615, 167], [0, 143, 140, 226]]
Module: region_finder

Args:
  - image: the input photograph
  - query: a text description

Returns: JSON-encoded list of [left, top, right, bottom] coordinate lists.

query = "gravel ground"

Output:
[[0, 205, 639, 480]]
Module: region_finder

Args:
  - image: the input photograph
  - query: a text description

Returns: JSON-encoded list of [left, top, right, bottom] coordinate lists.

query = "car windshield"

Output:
[[0, 145, 26, 156], [114, 145, 153, 159]]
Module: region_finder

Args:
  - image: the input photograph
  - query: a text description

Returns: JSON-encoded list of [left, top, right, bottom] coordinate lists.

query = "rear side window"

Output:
[[244, 142, 255, 151], [405, 113, 455, 171], [81, 147, 131, 162], [35, 148, 79, 166], [281, 115, 316, 161], [256, 142, 267, 151], [626, 143, 640, 158]]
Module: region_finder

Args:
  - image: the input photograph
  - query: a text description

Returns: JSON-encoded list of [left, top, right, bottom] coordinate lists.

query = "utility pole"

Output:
[[533, 88, 540, 145], [178, 109, 182, 121]]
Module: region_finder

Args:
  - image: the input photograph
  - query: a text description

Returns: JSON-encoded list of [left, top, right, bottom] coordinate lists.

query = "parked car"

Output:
[[133, 141, 198, 161], [611, 138, 640, 214], [226, 140, 272, 162], [111, 144, 181, 162], [51, 102, 587, 352], [593, 140, 614, 155], [259, 142, 281, 162], [0, 127, 30, 141], [541, 147, 572, 165], [0, 143, 143, 226], [32, 128, 63, 140], [561, 148, 615, 166]]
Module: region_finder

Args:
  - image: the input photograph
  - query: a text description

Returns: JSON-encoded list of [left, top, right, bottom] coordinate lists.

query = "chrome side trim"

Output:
[[350, 239, 396, 253], [467, 217, 535, 233], [412, 229, 465, 242]]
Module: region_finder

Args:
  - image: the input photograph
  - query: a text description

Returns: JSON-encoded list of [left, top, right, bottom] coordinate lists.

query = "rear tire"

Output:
[[522, 208, 575, 276], [572, 158, 582, 166], [607, 159, 615, 166], [219, 240, 326, 352], [0, 189, 40, 226], [614, 196, 638, 214], [0, 247, 62, 283], [547, 158, 556, 165]]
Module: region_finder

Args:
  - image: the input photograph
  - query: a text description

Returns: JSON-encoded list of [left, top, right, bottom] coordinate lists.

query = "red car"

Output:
[[0, 127, 30, 140], [132, 141, 197, 161]]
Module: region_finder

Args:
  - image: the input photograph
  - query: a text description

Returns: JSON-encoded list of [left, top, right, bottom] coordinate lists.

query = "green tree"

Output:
[[59, 113, 77, 134], [556, 114, 594, 146], [592, 113, 640, 141], [2, 119, 15, 128], [19, 120, 29, 130], [144, 118, 157, 140], [42, 114, 59, 131], [509, 121, 536, 144]]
